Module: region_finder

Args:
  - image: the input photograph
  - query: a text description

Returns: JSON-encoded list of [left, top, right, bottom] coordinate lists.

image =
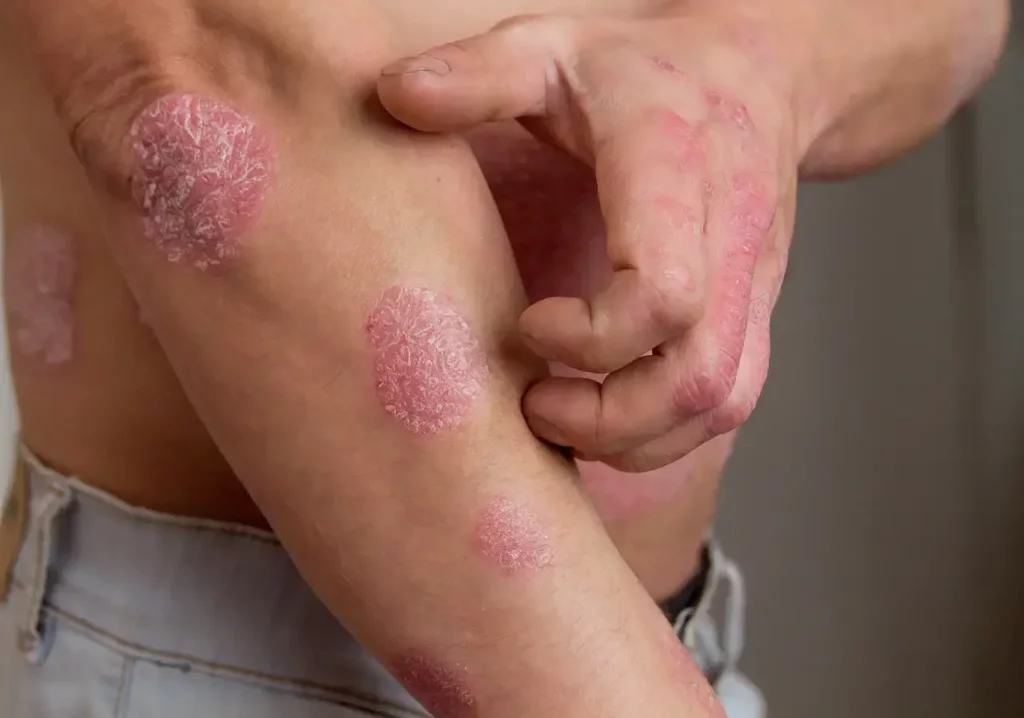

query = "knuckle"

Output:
[[708, 390, 759, 434], [708, 354, 771, 435], [646, 271, 705, 332], [670, 344, 741, 416]]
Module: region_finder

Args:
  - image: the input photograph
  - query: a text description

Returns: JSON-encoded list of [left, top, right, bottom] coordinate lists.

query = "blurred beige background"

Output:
[[717, 17, 1024, 717], [1, 13, 1022, 718]]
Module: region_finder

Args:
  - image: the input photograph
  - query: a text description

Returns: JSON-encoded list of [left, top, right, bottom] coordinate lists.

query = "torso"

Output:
[[0, 0, 727, 540]]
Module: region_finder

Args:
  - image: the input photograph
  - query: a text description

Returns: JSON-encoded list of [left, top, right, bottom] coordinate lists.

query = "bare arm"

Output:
[[3, 0, 719, 715]]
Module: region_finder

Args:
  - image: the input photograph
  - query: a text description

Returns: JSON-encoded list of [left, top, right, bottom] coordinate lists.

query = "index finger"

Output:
[[518, 48, 710, 373]]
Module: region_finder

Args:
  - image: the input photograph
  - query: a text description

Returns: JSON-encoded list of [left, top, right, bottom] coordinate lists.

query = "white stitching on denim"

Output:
[[7, 575, 423, 717], [10, 447, 426, 716], [41, 604, 428, 718]]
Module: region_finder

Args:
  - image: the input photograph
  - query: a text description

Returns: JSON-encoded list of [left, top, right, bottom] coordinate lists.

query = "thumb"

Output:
[[376, 16, 576, 132]]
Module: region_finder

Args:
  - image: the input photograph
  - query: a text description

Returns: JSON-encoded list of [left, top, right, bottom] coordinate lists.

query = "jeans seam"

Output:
[[18, 445, 280, 546], [18, 482, 70, 662], [114, 657, 134, 718], [41, 604, 427, 718], [13, 445, 424, 716]]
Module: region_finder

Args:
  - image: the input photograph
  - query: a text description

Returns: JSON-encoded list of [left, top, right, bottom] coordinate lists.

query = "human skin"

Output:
[[401, 0, 1009, 591], [0, 0, 1009, 711], [3, 224, 77, 367], [3, 0, 724, 715], [378, 0, 1012, 474], [0, 0, 722, 623]]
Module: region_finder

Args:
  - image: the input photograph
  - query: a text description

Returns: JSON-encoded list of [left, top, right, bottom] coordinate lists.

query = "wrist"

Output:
[[698, 0, 1012, 177], [654, 0, 833, 166], [683, 0, 839, 160]]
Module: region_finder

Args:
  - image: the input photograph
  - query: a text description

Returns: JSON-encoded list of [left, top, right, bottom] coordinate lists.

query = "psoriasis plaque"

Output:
[[366, 285, 488, 434], [128, 93, 274, 270], [474, 497, 553, 574], [5, 224, 77, 366], [390, 651, 477, 717]]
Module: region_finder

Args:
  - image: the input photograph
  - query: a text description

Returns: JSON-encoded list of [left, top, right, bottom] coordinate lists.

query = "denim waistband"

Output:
[[1, 444, 425, 717]]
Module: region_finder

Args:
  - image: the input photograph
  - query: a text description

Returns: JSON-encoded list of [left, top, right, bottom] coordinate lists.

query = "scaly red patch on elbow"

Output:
[[474, 498, 553, 574], [390, 651, 478, 717], [367, 285, 488, 434], [129, 93, 274, 270]]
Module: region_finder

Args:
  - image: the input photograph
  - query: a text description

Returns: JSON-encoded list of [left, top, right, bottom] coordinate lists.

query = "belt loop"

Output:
[[17, 470, 72, 665], [0, 450, 29, 603]]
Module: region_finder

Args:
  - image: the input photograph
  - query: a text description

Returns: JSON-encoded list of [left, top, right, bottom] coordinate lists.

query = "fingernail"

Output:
[[381, 54, 451, 77]]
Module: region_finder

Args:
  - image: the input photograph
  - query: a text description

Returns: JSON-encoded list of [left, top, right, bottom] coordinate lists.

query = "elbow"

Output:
[[50, 50, 279, 272], [14, 1, 392, 198], [13, 1, 396, 270]]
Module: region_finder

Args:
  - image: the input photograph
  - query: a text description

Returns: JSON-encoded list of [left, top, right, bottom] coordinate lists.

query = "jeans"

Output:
[[0, 444, 764, 717], [0, 446, 424, 716]]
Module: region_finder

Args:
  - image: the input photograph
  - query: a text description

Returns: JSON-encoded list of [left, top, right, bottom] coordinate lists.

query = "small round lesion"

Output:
[[4, 223, 77, 367], [366, 285, 489, 434], [473, 497, 554, 574]]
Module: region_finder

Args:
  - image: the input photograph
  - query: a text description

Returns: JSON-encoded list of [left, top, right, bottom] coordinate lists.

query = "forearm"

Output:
[[4, 1, 717, 714], [684, 0, 1011, 176], [135, 110, 698, 718]]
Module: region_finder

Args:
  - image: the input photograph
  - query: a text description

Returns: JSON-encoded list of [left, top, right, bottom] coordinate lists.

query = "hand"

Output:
[[378, 9, 798, 471]]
